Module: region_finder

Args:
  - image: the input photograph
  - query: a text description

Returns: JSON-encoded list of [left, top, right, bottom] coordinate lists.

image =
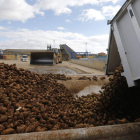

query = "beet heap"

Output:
[[0, 63, 140, 135], [42, 73, 72, 81]]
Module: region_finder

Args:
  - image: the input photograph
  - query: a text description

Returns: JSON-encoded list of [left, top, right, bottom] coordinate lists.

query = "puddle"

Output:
[[29, 67, 77, 74], [75, 85, 103, 98]]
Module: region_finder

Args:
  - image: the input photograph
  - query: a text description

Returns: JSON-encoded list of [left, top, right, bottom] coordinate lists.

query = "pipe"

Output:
[[0, 122, 140, 140]]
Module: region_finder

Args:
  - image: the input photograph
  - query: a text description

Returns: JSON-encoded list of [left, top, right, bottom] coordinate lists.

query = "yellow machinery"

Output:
[[57, 50, 62, 63]]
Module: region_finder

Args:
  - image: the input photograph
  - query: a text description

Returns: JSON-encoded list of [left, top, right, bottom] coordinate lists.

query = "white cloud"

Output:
[[78, 9, 105, 21], [110, 0, 122, 4], [78, 5, 121, 21], [0, 29, 108, 53], [102, 5, 121, 17], [35, 0, 123, 16], [99, 0, 122, 4], [57, 27, 66, 30], [0, 26, 7, 30], [0, 0, 44, 22], [66, 19, 71, 23], [35, 0, 99, 15], [0, 0, 123, 22], [54, 7, 72, 15]]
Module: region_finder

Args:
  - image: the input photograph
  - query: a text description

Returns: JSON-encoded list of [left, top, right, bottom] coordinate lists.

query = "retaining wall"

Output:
[[70, 59, 106, 71]]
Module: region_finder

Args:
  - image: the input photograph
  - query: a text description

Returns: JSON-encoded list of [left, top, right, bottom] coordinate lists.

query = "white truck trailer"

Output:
[[106, 0, 140, 87]]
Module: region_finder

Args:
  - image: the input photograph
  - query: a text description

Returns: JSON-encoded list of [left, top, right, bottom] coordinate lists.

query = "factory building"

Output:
[[1, 49, 47, 60]]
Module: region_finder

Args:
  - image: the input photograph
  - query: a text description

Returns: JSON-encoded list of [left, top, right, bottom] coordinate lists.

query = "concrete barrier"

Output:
[[70, 59, 106, 71]]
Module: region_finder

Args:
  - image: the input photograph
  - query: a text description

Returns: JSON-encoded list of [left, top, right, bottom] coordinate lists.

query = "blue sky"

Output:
[[0, 0, 125, 53]]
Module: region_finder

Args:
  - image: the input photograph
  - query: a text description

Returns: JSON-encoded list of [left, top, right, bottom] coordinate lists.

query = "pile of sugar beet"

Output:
[[0, 63, 140, 135]]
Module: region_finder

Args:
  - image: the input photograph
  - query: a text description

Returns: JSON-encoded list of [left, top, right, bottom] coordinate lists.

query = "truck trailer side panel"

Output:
[[106, 0, 140, 87], [117, 9, 140, 80]]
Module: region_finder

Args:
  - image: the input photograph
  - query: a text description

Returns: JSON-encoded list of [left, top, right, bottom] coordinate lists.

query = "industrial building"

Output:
[[0, 45, 97, 61], [2, 49, 47, 60]]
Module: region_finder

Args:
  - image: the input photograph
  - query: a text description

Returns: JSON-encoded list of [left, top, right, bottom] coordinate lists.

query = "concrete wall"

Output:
[[70, 59, 106, 71], [80, 58, 106, 61]]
